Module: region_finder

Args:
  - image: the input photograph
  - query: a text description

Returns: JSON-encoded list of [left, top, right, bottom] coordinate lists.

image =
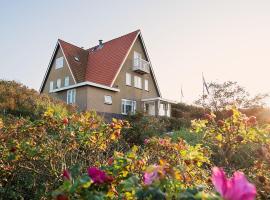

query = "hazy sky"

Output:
[[1, 0, 270, 104]]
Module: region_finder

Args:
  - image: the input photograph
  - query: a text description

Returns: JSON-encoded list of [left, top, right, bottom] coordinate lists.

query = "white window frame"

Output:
[[121, 99, 136, 115], [49, 81, 54, 92], [55, 57, 64, 69], [104, 95, 112, 105], [67, 89, 76, 104], [56, 79, 61, 89], [134, 76, 142, 89], [126, 73, 132, 86], [64, 76, 69, 87], [144, 79, 149, 91]]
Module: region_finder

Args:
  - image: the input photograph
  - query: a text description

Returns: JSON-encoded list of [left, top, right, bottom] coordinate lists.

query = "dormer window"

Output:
[[74, 56, 79, 62], [55, 57, 64, 69]]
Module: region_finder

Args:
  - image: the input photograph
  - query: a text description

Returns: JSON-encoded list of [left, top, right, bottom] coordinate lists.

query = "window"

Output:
[[55, 57, 64, 69], [134, 51, 142, 67], [67, 89, 76, 104], [159, 103, 165, 116], [56, 79, 61, 89], [104, 95, 112, 105], [64, 76, 69, 87], [121, 99, 136, 115], [126, 73, 132, 86], [144, 79, 149, 91], [49, 81, 54, 92], [134, 76, 142, 89]]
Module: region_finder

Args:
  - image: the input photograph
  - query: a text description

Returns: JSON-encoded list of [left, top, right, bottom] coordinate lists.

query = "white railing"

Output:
[[133, 58, 150, 73]]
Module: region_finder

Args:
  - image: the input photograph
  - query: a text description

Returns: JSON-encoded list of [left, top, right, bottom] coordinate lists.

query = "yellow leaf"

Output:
[[122, 170, 128, 177], [132, 145, 138, 152], [0, 118, 3, 129], [82, 181, 92, 188], [216, 134, 223, 142], [99, 143, 107, 151], [110, 133, 116, 141]]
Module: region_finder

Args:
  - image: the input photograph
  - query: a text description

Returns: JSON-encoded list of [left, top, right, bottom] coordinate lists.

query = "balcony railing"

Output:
[[132, 58, 150, 74]]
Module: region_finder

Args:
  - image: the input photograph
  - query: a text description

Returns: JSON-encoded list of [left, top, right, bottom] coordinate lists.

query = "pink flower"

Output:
[[87, 167, 112, 184], [144, 139, 149, 144], [159, 139, 166, 145], [143, 165, 165, 185], [62, 169, 71, 181], [212, 167, 256, 200], [144, 170, 158, 185]]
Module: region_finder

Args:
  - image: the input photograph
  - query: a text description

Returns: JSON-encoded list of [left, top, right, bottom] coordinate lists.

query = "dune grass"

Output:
[[170, 128, 204, 146]]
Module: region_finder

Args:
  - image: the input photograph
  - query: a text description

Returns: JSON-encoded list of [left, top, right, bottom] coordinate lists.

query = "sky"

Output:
[[1, 0, 270, 104]]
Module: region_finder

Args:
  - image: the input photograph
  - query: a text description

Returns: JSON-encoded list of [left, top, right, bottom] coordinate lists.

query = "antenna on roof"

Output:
[[98, 40, 103, 49], [99, 40, 103, 45], [97, 40, 103, 49]]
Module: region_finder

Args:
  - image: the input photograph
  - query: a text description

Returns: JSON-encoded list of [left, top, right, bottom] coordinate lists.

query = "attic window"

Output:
[[55, 57, 64, 69], [74, 56, 80, 62]]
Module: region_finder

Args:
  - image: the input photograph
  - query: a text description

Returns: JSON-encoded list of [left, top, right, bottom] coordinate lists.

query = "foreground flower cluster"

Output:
[[212, 167, 256, 200], [54, 162, 256, 200]]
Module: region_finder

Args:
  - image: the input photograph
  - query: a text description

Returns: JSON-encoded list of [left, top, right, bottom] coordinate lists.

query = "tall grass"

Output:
[[171, 128, 204, 146]]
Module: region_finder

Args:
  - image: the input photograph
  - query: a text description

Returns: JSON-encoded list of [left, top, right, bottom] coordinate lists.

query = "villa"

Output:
[[40, 30, 175, 117]]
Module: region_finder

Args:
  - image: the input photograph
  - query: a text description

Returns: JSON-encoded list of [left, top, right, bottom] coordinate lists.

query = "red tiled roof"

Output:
[[58, 39, 88, 83], [59, 30, 140, 86]]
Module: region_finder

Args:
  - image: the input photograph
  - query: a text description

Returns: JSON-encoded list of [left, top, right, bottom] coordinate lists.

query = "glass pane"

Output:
[[126, 105, 132, 114]]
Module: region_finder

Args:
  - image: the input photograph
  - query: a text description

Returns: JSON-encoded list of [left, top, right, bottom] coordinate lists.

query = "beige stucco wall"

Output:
[[42, 46, 75, 93], [86, 87, 115, 113], [53, 86, 88, 111]]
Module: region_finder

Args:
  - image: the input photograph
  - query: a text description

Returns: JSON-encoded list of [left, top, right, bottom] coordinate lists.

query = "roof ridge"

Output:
[[58, 39, 86, 51], [87, 29, 140, 51]]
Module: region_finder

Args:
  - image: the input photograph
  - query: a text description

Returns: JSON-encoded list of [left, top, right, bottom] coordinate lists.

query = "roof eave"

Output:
[[51, 81, 120, 93], [141, 97, 177, 104]]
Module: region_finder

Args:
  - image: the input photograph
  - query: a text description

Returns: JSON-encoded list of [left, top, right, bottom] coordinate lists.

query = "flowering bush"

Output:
[[0, 82, 264, 199], [143, 137, 211, 186], [191, 107, 269, 167], [191, 106, 270, 199], [0, 108, 129, 199], [53, 158, 257, 199], [0, 80, 76, 118], [53, 150, 222, 200]]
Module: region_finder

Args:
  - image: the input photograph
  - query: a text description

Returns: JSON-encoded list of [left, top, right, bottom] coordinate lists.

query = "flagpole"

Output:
[[180, 85, 182, 103], [202, 72, 205, 108], [180, 85, 184, 103]]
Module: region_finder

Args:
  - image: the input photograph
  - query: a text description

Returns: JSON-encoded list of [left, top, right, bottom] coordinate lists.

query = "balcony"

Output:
[[132, 58, 150, 74]]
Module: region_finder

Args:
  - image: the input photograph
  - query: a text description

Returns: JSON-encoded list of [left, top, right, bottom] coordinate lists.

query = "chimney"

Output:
[[99, 40, 103, 47]]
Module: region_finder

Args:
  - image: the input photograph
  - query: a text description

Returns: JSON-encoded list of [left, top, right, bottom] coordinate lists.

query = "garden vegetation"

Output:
[[0, 80, 269, 199]]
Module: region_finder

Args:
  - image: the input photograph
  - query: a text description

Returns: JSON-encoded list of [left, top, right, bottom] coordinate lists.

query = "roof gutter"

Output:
[[51, 81, 120, 93]]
